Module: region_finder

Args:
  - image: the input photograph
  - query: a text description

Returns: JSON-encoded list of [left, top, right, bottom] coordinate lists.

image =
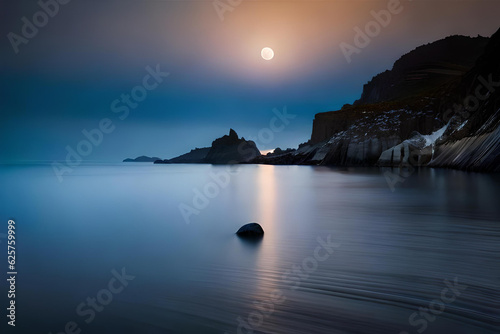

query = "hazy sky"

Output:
[[1, 0, 500, 162]]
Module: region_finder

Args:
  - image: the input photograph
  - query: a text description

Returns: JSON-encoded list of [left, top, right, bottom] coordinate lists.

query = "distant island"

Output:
[[126, 28, 500, 172], [123, 155, 161, 162]]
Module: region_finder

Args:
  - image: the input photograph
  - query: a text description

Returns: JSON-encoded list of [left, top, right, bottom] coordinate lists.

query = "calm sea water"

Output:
[[0, 164, 499, 334]]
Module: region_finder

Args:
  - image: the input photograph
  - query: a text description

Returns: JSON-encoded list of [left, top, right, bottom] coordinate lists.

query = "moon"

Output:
[[261, 47, 274, 60]]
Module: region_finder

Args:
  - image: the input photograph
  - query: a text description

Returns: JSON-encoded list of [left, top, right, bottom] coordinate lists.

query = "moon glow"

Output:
[[261, 47, 274, 60]]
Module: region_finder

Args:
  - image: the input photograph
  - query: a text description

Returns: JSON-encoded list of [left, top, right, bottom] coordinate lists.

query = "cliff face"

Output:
[[354, 35, 489, 105], [310, 101, 440, 145], [312, 36, 489, 144], [430, 29, 500, 172], [255, 29, 500, 171]]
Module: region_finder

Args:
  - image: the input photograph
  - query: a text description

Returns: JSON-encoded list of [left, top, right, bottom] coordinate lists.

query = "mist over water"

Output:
[[0, 164, 498, 334]]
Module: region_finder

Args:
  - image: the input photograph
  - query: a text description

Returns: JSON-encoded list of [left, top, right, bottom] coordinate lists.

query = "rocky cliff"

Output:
[[353, 35, 488, 106], [430, 28, 500, 172], [255, 29, 500, 171]]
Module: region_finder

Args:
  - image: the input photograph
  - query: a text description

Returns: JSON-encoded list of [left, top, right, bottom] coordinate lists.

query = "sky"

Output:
[[1, 0, 500, 162]]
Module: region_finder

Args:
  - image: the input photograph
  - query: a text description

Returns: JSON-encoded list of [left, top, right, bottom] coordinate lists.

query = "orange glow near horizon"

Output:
[[260, 149, 274, 155]]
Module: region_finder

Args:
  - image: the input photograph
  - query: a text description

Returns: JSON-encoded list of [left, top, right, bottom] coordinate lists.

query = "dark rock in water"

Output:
[[236, 223, 264, 237]]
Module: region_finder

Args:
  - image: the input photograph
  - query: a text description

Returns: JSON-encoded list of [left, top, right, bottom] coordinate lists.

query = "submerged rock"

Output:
[[236, 223, 264, 237]]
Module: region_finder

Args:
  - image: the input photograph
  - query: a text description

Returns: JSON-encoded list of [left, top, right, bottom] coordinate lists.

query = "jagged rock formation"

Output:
[[430, 126, 500, 172], [310, 101, 440, 145], [268, 148, 296, 156], [204, 129, 261, 164], [153, 129, 261, 165], [123, 155, 161, 162], [378, 127, 447, 167]]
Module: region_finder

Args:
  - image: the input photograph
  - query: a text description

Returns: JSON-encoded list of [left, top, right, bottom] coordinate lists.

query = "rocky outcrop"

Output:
[[310, 36, 489, 147], [154, 129, 261, 165], [430, 126, 500, 172], [123, 155, 161, 162], [378, 127, 448, 167], [204, 129, 261, 164], [252, 143, 319, 165], [310, 102, 440, 145], [256, 104, 442, 166]]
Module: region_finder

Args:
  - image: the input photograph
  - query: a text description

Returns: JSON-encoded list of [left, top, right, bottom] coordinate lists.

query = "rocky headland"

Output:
[[253, 30, 500, 172], [154, 129, 261, 164]]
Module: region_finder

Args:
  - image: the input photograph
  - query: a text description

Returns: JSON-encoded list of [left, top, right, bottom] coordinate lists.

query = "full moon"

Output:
[[261, 47, 274, 60]]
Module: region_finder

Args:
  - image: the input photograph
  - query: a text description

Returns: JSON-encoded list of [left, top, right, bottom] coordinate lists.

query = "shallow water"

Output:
[[0, 164, 499, 334]]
